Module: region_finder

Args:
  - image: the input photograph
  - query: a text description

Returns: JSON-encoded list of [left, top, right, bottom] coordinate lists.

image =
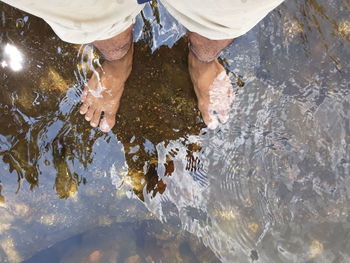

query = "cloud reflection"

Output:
[[2, 44, 24, 71]]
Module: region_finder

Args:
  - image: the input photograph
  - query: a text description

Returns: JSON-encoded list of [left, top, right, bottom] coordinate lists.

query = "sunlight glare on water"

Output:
[[1, 43, 24, 71]]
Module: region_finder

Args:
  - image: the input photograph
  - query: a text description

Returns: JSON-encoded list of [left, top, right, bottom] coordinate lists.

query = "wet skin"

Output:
[[79, 25, 133, 132], [79, 26, 234, 132], [188, 32, 234, 128]]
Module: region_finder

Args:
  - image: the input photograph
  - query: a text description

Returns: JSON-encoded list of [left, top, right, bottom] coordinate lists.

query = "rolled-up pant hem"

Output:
[[1, 0, 284, 43]]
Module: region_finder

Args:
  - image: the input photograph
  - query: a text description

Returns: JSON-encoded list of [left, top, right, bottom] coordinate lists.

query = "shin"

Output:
[[93, 25, 133, 61], [188, 32, 233, 62]]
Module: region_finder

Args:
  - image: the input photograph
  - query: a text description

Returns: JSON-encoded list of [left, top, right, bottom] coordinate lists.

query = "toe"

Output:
[[199, 103, 218, 129], [99, 112, 116, 133], [218, 110, 229, 124], [207, 117, 219, 130], [90, 110, 102, 128], [202, 112, 213, 127], [85, 107, 95, 122], [81, 86, 88, 103], [80, 102, 89, 115]]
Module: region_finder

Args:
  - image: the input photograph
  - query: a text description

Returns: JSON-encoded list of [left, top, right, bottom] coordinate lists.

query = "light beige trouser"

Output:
[[1, 0, 284, 44]]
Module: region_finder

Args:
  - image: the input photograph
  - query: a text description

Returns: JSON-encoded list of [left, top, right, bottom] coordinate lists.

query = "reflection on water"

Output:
[[0, 0, 349, 262], [1, 44, 24, 71], [23, 221, 219, 263]]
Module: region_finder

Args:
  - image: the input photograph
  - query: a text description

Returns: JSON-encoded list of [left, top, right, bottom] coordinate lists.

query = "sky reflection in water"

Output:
[[1, 44, 24, 71]]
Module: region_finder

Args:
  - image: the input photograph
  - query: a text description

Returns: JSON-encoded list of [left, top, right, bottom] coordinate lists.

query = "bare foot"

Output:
[[79, 45, 133, 132], [188, 51, 234, 129]]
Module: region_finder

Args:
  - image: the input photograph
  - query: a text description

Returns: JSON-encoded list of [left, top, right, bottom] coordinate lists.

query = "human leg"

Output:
[[161, 0, 284, 128], [188, 32, 234, 128], [1, 0, 144, 132], [79, 26, 134, 132]]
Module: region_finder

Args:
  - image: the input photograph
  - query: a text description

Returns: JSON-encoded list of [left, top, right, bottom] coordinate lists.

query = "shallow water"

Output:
[[0, 0, 349, 262]]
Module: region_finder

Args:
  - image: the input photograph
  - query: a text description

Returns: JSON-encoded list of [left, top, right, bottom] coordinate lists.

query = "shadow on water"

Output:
[[0, 0, 350, 262], [23, 220, 219, 263]]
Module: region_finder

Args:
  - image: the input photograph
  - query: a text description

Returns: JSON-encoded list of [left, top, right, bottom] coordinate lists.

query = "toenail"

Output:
[[91, 122, 98, 127], [100, 119, 111, 132], [85, 116, 91, 121]]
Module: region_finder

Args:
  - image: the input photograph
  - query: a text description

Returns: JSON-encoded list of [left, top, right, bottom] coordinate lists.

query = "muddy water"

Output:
[[0, 0, 349, 262]]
